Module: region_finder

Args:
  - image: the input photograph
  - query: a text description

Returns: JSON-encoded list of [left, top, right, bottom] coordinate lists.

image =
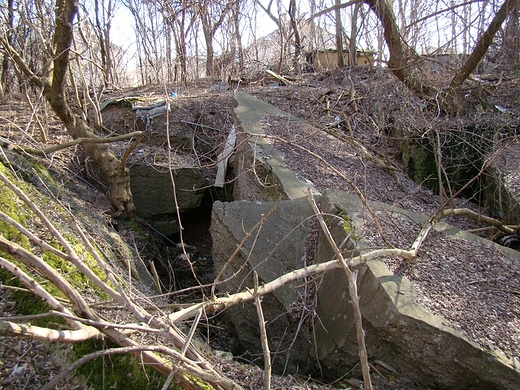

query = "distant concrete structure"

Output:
[[306, 49, 375, 70]]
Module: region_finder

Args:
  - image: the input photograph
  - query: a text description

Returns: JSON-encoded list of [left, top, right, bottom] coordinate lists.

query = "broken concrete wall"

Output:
[[209, 92, 520, 388], [315, 189, 520, 389], [130, 164, 206, 236], [484, 142, 520, 225], [210, 197, 317, 371]]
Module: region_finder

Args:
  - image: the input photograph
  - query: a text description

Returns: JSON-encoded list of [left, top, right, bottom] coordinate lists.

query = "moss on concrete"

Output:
[[73, 339, 183, 390], [0, 163, 31, 244], [334, 205, 361, 241]]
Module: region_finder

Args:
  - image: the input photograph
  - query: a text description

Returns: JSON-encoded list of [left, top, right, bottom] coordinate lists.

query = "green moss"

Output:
[[1, 152, 59, 197], [31, 159, 57, 190], [187, 375, 214, 389], [0, 267, 66, 328], [406, 142, 438, 191], [73, 339, 183, 390], [126, 220, 146, 237], [0, 164, 30, 244], [334, 206, 361, 241]]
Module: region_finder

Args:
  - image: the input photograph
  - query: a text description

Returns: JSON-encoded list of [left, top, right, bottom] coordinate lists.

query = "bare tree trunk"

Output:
[[1, 0, 135, 218], [335, 0, 345, 67], [174, 28, 188, 84], [256, 0, 287, 72], [289, 0, 302, 71], [233, 0, 244, 72], [164, 12, 173, 83], [198, 0, 233, 77], [364, 0, 515, 114], [503, 0, 520, 69], [349, 1, 361, 67], [1, 0, 15, 96], [94, 0, 114, 87], [203, 25, 215, 77], [446, 0, 518, 112], [364, 0, 436, 95]]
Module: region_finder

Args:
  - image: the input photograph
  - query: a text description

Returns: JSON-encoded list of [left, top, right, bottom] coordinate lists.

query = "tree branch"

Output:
[[449, 0, 518, 92], [3, 131, 144, 156], [0, 255, 81, 329], [254, 271, 271, 390], [435, 208, 516, 235], [0, 320, 101, 342], [169, 247, 413, 323]]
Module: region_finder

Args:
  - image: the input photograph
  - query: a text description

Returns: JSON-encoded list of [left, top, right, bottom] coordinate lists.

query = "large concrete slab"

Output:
[[233, 92, 317, 201], [316, 189, 520, 389]]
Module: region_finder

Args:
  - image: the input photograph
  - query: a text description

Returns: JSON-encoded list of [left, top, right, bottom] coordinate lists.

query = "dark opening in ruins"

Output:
[[141, 184, 234, 294]]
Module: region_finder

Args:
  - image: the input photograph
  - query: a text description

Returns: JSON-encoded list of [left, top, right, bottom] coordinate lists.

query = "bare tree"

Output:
[[162, 0, 198, 83], [124, 0, 166, 84], [348, 1, 361, 67], [231, 0, 245, 73], [1, 0, 136, 218], [288, 0, 303, 70], [92, 0, 116, 87], [256, 0, 291, 72], [196, 0, 234, 77], [364, 0, 518, 114], [499, 0, 519, 69], [335, 0, 345, 67], [1, 0, 15, 96]]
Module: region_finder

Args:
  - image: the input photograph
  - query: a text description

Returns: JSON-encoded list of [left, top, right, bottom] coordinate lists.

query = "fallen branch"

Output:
[[0, 237, 96, 319], [435, 208, 516, 235], [4, 310, 163, 334], [4, 131, 143, 156], [265, 69, 293, 86], [0, 255, 82, 330], [409, 223, 433, 259], [169, 247, 413, 323], [0, 320, 101, 342]]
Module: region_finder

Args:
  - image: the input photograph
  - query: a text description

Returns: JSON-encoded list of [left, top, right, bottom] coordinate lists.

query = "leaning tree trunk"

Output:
[[1, 0, 15, 96], [1, 0, 135, 218], [444, 0, 519, 113], [364, 0, 517, 115], [289, 0, 302, 71], [364, 0, 436, 96], [348, 1, 361, 67]]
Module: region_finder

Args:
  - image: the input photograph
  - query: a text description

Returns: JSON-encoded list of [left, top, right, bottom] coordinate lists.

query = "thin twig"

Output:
[[10, 131, 144, 156], [307, 190, 373, 390], [254, 271, 271, 390]]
